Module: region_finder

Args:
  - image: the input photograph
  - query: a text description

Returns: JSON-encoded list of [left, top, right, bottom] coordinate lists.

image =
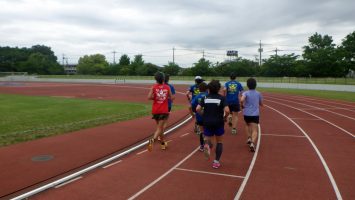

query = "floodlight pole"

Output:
[[172, 47, 175, 64], [258, 40, 263, 66], [112, 51, 117, 64]]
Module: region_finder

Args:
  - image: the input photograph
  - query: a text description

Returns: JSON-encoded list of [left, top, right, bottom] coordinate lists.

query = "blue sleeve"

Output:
[[188, 85, 193, 93], [191, 95, 198, 112], [170, 85, 176, 95]]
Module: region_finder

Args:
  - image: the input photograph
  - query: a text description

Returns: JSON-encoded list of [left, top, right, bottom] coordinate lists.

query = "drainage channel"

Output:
[[11, 116, 192, 200]]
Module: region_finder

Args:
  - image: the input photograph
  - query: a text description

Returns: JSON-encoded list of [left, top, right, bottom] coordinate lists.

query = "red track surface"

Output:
[[0, 82, 354, 200]]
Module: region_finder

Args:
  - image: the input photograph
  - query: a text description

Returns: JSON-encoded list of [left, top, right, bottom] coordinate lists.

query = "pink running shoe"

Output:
[[212, 160, 221, 169], [203, 144, 210, 160]]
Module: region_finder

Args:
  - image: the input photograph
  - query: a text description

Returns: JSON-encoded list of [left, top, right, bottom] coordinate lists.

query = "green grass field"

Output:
[[259, 88, 355, 102], [0, 94, 154, 147]]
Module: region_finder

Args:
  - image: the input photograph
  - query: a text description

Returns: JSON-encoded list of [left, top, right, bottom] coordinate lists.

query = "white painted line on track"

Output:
[[280, 95, 355, 108], [54, 177, 82, 189], [102, 160, 122, 168], [234, 124, 261, 200], [11, 116, 193, 200], [265, 105, 343, 200], [127, 147, 199, 200], [136, 150, 148, 155], [290, 118, 322, 121], [266, 99, 354, 138], [262, 134, 306, 138], [267, 96, 355, 121], [180, 133, 190, 137], [175, 167, 245, 179]]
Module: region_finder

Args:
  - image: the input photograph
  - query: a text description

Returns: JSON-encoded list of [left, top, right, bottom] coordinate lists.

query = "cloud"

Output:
[[1, 0, 354, 67]]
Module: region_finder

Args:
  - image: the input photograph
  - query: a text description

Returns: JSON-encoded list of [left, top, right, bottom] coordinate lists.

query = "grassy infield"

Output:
[[0, 80, 354, 147]]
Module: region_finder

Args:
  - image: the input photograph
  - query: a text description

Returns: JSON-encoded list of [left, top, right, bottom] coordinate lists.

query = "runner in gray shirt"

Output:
[[241, 78, 263, 152]]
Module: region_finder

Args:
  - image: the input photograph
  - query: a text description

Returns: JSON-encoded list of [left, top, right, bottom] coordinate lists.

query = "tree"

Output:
[[212, 58, 258, 77], [260, 54, 299, 77], [339, 31, 355, 75], [30, 45, 57, 62], [0, 45, 62, 74], [191, 58, 212, 76], [163, 62, 181, 76], [303, 33, 343, 77], [76, 54, 109, 75], [130, 54, 144, 75], [135, 63, 160, 76], [119, 54, 130, 66], [17, 52, 63, 74]]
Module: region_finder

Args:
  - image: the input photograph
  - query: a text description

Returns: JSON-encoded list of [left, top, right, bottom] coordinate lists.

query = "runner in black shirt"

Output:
[[196, 80, 230, 169]]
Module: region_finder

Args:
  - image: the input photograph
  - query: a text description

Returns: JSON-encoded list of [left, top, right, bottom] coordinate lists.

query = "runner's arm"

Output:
[[147, 87, 154, 100]]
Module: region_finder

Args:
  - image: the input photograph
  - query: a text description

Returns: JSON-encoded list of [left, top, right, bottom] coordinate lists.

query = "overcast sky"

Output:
[[1, 0, 354, 67]]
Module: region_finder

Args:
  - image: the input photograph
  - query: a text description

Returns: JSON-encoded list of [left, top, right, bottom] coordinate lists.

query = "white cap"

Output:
[[195, 76, 203, 80]]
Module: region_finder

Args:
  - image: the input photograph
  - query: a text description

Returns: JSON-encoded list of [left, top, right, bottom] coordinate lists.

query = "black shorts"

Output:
[[152, 114, 169, 120], [244, 116, 259, 124], [228, 103, 241, 112]]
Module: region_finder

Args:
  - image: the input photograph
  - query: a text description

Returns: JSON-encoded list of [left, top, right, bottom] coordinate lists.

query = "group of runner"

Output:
[[147, 72, 263, 169]]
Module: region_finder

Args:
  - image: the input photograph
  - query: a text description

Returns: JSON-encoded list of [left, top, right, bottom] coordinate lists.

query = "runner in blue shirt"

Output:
[[241, 78, 263, 152], [186, 76, 204, 134], [191, 82, 208, 151], [223, 72, 243, 135]]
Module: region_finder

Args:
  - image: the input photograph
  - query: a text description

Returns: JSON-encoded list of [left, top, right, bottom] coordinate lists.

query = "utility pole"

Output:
[[202, 50, 205, 59], [112, 51, 117, 64], [172, 47, 175, 64], [258, 40, 263, 66], [62, 54, 65, 66]]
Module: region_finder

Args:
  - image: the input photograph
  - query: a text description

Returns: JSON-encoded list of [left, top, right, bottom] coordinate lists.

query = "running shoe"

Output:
[[228, 115, 232, 127], [199, 145, 204, 152], [212, 160, 221, 169], [157, 136, 161, 141], [203, 144, 211, 160], [249, 143, 255, 152], [194, 123, 200, 135], [246, 137, 252, 145], [231, 128, 237, 135], [147, 138, 154, 152], [161, 141, 168, 150]]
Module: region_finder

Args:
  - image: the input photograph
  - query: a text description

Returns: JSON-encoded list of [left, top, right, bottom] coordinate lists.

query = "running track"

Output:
[[0, 82, 354, 200]]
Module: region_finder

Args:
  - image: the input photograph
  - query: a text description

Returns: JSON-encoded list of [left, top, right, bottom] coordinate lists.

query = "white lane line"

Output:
[[103, 160, 122, 169], [290, 118, 322, 121], [266, 99, 354, 138], [180, 133, 190, 137], [175, 167, 245, 179], [263, 134, 306, 138], [234, 124, 261, 200], [281, 96, 355, 109], [136, 150, 148, 155], [267, 96, 355, 121], [11, 116, 193, 200], [127, 147, 199, 200], [265, 105, 343, 200], [54, 177, 82, 189]]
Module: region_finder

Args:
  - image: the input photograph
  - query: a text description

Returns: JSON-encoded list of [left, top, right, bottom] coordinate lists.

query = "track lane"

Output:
[[264, 100, 355, 199]]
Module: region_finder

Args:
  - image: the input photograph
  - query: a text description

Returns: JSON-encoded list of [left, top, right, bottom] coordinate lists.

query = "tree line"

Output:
[[0, 45, 64, 74], [1, 31, 354, 77]]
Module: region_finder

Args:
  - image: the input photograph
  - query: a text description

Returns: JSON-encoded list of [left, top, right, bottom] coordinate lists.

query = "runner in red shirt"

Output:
[[147, 72, 173, 151]]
